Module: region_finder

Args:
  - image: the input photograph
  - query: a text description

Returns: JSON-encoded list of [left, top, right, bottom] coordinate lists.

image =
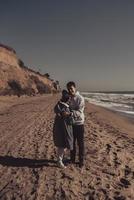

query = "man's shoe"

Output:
[[79, 162, 84, 168], [70, 159, 75, 164]]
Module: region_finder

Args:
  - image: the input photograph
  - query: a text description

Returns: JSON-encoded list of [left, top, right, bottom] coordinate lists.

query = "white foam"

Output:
[[116, 110, 134, 115], [83, 92, 134, 116]]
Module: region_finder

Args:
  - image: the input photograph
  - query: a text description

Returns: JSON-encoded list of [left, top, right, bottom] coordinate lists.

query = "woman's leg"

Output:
[[57, 147, 66, 168], [57, 147, 65, 161]]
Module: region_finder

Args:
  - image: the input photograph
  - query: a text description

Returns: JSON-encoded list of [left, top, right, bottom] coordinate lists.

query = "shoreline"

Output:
[[86, 101, 134, 139], [85, 99, 134, 120], [100, 104, 134, 123]]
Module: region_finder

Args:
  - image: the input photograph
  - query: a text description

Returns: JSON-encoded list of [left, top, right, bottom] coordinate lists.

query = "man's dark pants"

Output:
[[70, 124, 84, 165]]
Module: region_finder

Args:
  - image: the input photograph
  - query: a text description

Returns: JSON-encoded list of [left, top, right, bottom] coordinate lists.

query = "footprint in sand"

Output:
[[114, 195, 126, 200], [124, 165, 131, 177], [106, 143, 112, 154], [112, 152, 121, 167], [119, 178, 131, 188]]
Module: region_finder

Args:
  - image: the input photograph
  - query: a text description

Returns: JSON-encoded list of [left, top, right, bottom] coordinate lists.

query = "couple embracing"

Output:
[[53, 81, 85, 169]]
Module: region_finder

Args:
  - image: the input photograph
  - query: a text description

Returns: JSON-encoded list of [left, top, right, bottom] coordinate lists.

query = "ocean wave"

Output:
[[82, 92, 134, 116]]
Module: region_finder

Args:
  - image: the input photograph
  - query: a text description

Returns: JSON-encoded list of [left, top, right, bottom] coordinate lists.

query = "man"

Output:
[[66, 81, 85, 168]]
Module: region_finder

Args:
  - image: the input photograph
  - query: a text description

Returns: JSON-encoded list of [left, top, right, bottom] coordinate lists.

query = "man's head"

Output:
[[66, 81, 76, 96]]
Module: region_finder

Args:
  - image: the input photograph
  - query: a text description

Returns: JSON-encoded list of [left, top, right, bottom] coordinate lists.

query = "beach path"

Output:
[[0, 95, 134, 200]]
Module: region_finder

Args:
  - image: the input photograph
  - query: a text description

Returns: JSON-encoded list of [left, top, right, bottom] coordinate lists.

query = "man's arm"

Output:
[[71, 97, 85, 118]]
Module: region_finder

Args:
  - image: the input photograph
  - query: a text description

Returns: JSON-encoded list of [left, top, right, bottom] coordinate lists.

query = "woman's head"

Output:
[[61, 90, 70, 102]]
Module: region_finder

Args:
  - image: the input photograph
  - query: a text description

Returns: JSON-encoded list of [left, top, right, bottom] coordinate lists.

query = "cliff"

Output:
[[0, 44, 60, 96]]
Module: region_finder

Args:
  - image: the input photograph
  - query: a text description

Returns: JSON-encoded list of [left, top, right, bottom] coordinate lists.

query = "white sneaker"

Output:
[[57, 160, 66, 169]]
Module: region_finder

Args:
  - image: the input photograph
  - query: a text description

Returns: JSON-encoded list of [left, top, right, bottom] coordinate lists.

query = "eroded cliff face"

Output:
[[0, 44, 59, 96], [0, 45, 19, 67]]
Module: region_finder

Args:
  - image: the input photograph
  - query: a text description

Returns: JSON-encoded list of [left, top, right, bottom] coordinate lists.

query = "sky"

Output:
[[0, 0, 134, 91]]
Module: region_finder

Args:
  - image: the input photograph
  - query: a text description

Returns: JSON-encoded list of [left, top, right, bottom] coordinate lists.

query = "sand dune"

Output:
[[0, 95, 134, 200]]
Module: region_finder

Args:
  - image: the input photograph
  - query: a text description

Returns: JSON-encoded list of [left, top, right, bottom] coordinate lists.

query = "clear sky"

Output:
[[0, 0, 134, 91]]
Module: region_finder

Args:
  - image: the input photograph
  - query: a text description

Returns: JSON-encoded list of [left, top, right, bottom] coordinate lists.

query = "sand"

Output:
[[0, 95, 134, 200]]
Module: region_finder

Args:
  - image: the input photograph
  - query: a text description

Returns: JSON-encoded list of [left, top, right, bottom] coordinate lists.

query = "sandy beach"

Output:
[[0, 95, 134, 200]]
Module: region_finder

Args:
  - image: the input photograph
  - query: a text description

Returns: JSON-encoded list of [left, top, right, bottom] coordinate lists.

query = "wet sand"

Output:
[[0, 95, 134, 200]]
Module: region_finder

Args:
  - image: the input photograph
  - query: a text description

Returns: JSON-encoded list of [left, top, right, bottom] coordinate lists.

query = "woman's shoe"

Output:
[[57, 160, 66, 169]]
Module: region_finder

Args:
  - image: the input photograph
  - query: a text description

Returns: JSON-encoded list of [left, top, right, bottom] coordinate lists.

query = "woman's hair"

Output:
[[61, 90, 70, 102]]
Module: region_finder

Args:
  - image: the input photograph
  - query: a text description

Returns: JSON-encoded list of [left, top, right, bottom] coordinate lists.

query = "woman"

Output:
[[53, 90, 74, 168]]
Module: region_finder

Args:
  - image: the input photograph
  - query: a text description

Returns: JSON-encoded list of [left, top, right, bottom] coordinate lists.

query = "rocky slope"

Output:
[[0, 44, 59, 96]]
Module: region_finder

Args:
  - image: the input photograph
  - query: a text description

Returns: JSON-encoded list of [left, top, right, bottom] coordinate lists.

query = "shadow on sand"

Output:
[[0, 155, 57, 168]]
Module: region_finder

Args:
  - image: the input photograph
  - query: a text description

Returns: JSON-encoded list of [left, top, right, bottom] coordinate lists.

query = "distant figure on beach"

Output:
[[66, 81, 85, 168], [53, 90, 74, 168]]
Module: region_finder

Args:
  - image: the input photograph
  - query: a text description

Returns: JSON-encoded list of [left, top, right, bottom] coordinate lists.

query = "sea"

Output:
[[81, 92, 134, 118]]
